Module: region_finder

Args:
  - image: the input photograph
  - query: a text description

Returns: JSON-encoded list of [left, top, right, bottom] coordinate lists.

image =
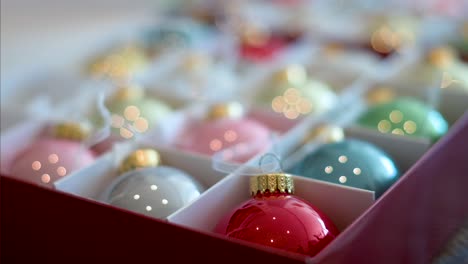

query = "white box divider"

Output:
[[54, 143, 226, 203]]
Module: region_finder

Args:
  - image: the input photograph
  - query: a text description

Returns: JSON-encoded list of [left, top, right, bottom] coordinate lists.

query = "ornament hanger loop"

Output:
[[258, 153, 283, 173]]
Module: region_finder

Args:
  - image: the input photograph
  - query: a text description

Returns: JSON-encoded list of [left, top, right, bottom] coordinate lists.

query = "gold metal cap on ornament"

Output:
[[250, 173, 294, 196], [87, 45, 148, 80], [272, 64, 307, 87], [181, 53, 211, 72], [111, 84, 145, 101], [366, 86, 396, 105], [323, 43, 345, 57], [53, 122, 91, 141], [119, 149, 161, 174], [241, 24, 271, 46], [303, 123, 345, 144], [206, 102, 245, 121], [427, 46, 456, 68]]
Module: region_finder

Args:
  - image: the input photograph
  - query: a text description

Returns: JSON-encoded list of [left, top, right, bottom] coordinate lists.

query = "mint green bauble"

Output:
[[358, 97, 448, 141]]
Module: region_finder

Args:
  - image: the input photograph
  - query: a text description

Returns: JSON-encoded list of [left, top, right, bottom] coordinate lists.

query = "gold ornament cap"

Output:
[[119, 149, 161, 174], [241, 24, 271, 46], [427, 46, 456, 68], [181, 53, 211, 72], [87, 45, 148, 80], [250, 173, 294, 196], [53, 122, 91, 141], [206, 102, 245, 120], [366, 86, 397, 104], [324, 43, 345, 57], [111, 84, 145, 101], [303, 123, 345, 144], [273, 64, 307, 86]]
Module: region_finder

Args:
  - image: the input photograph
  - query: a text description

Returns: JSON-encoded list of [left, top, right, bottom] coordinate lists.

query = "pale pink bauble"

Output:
[[9, 138, 96, 188], [176, 118, 271, 162], [247, 109, 301, 133]]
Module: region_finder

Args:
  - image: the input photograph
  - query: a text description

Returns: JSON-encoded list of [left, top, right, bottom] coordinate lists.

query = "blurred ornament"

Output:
[[189, 3, 224, 26], [143, 28, 190, 57], [426, 46, 468, 91], [358, 97, 449, 141], [452, 22, 468, 62], [180, 52, 212, 74], [105, 84, 172, 139], [175, 102, 270, 162], [290, 139, 399, 197], [167, 52, 236, 101], [239, 24, 286, 62], [258, 65, 337, 119], [302, 123, 345, 144], [86, 45, 148, 80], [142, 21, 214, 57], [104, 149, 204, 219], [214, 173, 339, 257], [9, 122, 96, 188], [366, 15, 418, 58], [366, 86, 397, 105]]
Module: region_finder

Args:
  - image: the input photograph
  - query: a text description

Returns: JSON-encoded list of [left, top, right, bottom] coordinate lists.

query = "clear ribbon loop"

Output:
[[211, 132, 283, 176], [81, 92, 112, 149], [258, 153, 283, 173]]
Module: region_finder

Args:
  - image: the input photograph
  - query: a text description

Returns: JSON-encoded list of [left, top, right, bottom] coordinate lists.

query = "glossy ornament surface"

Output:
[[240, 37, 286, 62], [104, 149, 204, 219], [358, 97, 448, 141], [9, 138, 96, 188], [105, 85, 172, 139], [214, 174, 338, 257], [258, 65, 337, 119], [290, 139, 399, 197], [175, 103, 270, 162]]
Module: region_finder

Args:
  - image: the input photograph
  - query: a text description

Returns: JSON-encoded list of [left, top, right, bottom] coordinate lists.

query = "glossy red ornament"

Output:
[[240, 37, 286, 62], [214, 174, 339, 257]]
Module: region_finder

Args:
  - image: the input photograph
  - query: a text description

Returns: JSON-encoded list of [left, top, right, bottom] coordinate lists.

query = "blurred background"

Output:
[[1, 0, 467, 130]]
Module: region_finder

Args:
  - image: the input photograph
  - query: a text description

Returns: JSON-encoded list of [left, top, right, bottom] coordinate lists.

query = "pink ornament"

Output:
[[9, 138, 96, 188], [176, 118, 270, 163], [247, 109, 301, 134]]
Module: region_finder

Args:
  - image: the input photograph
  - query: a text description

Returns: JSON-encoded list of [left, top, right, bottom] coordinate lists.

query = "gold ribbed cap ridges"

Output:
[[323, 42, 345, 57], [303, 123, 344, 144], [119, 149, 160, 174], [366, 86, 396, 104], [427, 46, 456, 68], [87, 45, 148, 80], [206, 102, 244, 120], [181, 53, 210, 72], [250, 173, 294, 196], [112, 84, 144, 101], [53, 122, 91, 141], [272, 64, 307, 86]]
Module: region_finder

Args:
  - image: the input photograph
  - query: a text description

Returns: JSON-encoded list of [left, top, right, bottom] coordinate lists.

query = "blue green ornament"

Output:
[[290, 139, 399, 197]]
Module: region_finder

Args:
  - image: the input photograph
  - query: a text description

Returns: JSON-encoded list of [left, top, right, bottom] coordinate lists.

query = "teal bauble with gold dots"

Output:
[[289, 139, 399, 197], [358, 97, 448, 141]]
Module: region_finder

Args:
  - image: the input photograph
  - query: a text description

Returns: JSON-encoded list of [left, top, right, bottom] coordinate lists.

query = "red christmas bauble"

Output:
[[214, 174, 339, 257], [240, 37, 286, 62]]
